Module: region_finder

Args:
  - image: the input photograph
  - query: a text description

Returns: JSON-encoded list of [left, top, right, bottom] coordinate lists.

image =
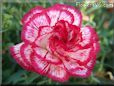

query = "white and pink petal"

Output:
[[23, 12, 51, 33], [62, 58, 79, 72], [21, 6, 44, 25], [70, 57, 96, 77], [21, 25, 38, 43], [34, 26, 53, 48], [34, 47, 61, 64], [47, 64, 69, 82], [46, 8, 61, 26], [79, 26, 99, 48], [71, 66, 91, 78], [68, 54, 96, 77], [31, 53, 50, 75], [58, 10, 74, 24], [46, 5, 74, 26], [31, 13, 50, 29], [69, 47, 92, 62], [20, 44, 33, 67], [54, 4, 82, 27], [38, 26, 53, 37], [10, 42, 33, 71]]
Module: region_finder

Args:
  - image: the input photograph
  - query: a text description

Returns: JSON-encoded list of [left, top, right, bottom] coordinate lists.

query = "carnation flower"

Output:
[[10, 4, 100, 82]]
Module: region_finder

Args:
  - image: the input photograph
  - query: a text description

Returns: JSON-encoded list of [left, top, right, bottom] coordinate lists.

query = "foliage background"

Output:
[[2, 0, 114, 85]]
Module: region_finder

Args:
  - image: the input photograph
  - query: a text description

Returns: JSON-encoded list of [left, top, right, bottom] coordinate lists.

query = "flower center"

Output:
[[53, 20, 68, 43], [49, 20, 81, 52]]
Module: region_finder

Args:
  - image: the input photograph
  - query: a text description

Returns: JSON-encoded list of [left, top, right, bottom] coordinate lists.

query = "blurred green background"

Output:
[[2, 0, 114, 85]]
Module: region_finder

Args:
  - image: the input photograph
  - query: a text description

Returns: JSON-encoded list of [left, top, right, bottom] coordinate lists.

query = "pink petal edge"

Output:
[[20, 43, 34, 71], [10, 42, 32, 71], [53, 4, 82, 27], [21, 6, 44, 25]]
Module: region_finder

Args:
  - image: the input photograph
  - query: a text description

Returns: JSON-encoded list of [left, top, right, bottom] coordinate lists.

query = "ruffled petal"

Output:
[[38, 26, 53, 37], [79, 26, 99, 48], [46, 8, 61, 26], [34, 47, 48, 58], [45, 53, 61, 64], [25, 12, 50, 31], [58, 10, 74, 24], [20, 43, 33, 69], [21, 6, 44, 25], [67, 52, 96, 77], [34, 47, 61, 64], [93, 42, 100, 53], [30, 12, 50, 29], [70, 56, 96, 77], [86, 26, 100, 54], [71, 65, 91, 77], [22, 14, 51, 44], [62, 58, 79, 72], [56, 46, 94, 65], [86, 56, 96, 70], [68, 47, 93, 64], [54, 4, 82, 27], [10, 42, 32, 71], [31, 53, 50, 75], [46, 5, 74, 26], [35, 33, 51, 49], [21, 25, 38, 43], [35, 26, 52, 48], [47, 64, 69, 82]]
